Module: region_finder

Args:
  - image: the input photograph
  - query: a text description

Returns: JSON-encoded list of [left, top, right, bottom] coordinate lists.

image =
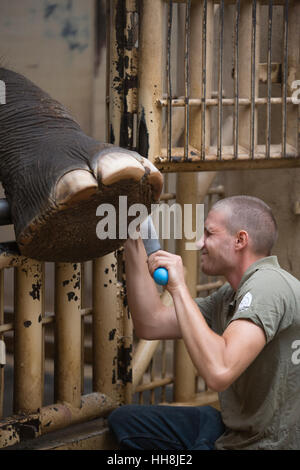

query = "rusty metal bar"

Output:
[[138, 0, 164, 161], [189, 0, 214, 158], [158, 96, 295, 107], [150, 358, 155, 403], [174, 173, 198, 402], [92, 255, 119, 399], [156, 154, 300, 172], [92, 253, 132, 406], [160, 340, 167, 402], [102, 0, 134, 408], [183, 0, 191, 160], [282, 0, 289, 158], [40, 392, 114, 435], [201, 0, 208, 160], [124, 0, 138, 150], [135, 377, 173, 393], [14, 259, 44, 414], [218, 0, 224, 160], [54, 263, 81, 407], [108, 0, 125, 146], [0, 392, 114, 449], [80, 263, 86, 395], [133, 340, 160, 391], [238, 0, 260, 158], [105, 0, 111, 142], [266, 0, 273, 158], [233, 0, 240, 159], [167, 0, 173, 160], [250, 0, 257, 159]]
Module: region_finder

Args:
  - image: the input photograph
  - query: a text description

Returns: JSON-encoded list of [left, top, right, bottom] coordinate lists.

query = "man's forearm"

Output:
[[125, 238, 167, 337], [124, 238, 181, 339], [171, 285, 229, 390]]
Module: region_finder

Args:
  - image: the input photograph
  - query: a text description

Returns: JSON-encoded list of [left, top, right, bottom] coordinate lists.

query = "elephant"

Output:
[[0, 68, 163, 263]]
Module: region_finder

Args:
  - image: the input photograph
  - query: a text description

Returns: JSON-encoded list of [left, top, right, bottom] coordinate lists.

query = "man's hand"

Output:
[[147, 250, 186, 293]]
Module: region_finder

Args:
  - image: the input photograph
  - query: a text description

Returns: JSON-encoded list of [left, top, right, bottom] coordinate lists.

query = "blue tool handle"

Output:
[[153, 267, 168, 286]]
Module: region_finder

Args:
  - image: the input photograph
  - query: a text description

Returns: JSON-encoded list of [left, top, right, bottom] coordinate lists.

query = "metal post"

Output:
[[186, 0, 214, 158], [124, 0, 138, 150], [108, 0, 125, 146], [98, 0, 135, 407], [138, 0, 164, 161], [54, 263, 81, 407], [93, 252, 132, 405], [14, 259, 44, 413], [239, 0, 260, 157]]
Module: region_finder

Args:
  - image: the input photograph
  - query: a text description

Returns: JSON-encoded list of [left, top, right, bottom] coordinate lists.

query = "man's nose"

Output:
[[195, 235, 204, 250]]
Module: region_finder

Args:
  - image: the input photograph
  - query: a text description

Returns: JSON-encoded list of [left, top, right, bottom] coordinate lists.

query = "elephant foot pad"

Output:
[[17, 153, 163, 263]]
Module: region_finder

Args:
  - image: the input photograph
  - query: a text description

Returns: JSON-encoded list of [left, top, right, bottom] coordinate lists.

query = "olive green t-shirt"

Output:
[[195, 256, 300, 450]]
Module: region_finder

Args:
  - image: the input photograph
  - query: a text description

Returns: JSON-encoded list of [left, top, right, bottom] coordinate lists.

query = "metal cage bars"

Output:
[[0, 255, 124, 447], [154, 0, 300, 172]]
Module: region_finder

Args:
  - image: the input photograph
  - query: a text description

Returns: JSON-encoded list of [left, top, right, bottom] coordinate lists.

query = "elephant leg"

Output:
[[0, 68, 163, 262]]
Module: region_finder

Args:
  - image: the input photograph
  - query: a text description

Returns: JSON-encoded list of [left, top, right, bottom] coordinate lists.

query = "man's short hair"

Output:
[[212, 195, 278, 256]]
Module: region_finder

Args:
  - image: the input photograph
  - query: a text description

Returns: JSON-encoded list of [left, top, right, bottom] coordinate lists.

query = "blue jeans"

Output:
[[108, 404, 225, 450]]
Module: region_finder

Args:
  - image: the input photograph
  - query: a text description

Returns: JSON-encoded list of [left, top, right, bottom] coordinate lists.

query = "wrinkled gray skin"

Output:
[[0, 68, 159, 262]]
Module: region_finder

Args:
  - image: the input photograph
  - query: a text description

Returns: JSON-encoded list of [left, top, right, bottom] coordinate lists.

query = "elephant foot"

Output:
[[17, 150, 163, 262]]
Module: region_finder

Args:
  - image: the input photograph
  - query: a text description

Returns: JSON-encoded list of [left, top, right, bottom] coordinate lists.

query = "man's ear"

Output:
[[235, 230, 249, 251]]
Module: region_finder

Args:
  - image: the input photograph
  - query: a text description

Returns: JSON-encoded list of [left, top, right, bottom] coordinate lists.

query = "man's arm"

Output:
[[124, 238, 181, 340], [148, 250, 266, 392], [171, 284, 266, 391]]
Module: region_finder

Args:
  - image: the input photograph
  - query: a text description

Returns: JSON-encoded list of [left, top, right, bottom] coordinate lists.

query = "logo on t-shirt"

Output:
[[237, 292, 253, 312]]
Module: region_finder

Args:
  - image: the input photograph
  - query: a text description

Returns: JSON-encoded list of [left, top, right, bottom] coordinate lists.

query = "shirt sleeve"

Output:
[[227, 270, 294, 344]]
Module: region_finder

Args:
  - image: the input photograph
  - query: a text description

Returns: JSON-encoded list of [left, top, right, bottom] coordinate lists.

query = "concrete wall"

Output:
[[0, 0, 98, 134]]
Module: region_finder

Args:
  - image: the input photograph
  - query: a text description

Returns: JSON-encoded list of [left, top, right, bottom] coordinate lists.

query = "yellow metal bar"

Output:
[[93, 253, 132, 405], [239, 0, 261, 156], [54, 263, 81, 407], [14, 259, 44, 414], [136, 377, 173, 393], [0, 392, 114, 449], [174, 173, 198, 402], [138, 0, 164, 161], [40, 392, 114, 435], [108, 0, 124, 145], [156, 153, 300, 172], [133, 340, 160, 390]]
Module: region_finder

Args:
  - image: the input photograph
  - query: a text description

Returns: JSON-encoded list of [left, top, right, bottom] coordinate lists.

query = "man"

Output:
[[108, 195, 300, 450]]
